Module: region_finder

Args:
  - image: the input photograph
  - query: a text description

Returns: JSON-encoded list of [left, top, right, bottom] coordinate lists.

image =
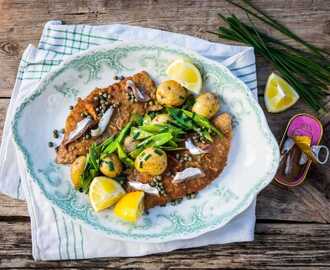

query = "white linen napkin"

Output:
[[0, 21, 258, 260]]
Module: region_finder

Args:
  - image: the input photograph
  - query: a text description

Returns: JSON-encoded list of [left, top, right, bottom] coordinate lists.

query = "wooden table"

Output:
[[0, 0, 329, 268]]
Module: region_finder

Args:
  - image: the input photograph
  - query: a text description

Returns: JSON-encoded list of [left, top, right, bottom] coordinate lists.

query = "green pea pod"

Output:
[[201, 130, 213, 142], [117, 144, 134, 167], [167, 108, 194, 129], [131, 127, 153, 140], [140, 124, 163, 133], [100, 136, 115, 152], [103, 122, 132, 154], [141, 124, 185, 136], [136, 132, 173, 149], [182, 109, 223, 138], [166, 139, 178, 148], [129, 148, 143, 159], [129, 133, 173, 159]]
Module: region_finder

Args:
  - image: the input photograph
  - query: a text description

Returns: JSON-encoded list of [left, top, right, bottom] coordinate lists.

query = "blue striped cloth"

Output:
[[0, 21, 257, 260]]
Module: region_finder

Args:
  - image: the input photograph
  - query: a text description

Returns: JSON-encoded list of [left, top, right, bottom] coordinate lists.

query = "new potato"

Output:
[[100, 154, 123, 178], [135, 147, 167, 176], [192, 92, 219, 119], [70, 156, 86, 188], [213, 113, 232, 134], [156, 80, 188, 107]]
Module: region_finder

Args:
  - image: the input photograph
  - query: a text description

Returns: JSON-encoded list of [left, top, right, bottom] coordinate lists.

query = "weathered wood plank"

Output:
[[0, 99, 9, 140], [0, 98, 329, 222], [0, 0, 329, 97], [0, 194, 27, 217], [0, 1, 329, 267], [1, 221, 330, 269]]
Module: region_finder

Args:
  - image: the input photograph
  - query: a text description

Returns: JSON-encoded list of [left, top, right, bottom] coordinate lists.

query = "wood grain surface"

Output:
[[0, 0, 329, 268]]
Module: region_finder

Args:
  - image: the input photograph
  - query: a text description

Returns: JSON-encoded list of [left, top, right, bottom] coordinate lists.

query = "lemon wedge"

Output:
[[89, 176, 125, 212], [166, 59, 202, 94], [265, 73, 299, 113], [114, 191, 144, 223]]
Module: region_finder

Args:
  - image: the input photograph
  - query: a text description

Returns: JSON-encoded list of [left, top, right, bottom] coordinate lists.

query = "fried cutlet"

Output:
[[56, 71, 161, 164], [127, 117, 232, 209]]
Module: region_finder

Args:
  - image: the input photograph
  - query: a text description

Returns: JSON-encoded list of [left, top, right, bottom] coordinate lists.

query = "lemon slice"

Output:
[[89, 176, 125, 212], [114, 191, 144, 223], [265, 73, 299, 113], [166, 59, 202, 94]]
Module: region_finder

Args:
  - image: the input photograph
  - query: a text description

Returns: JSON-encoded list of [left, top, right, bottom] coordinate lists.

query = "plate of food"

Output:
[[12, 41, 279, 242]]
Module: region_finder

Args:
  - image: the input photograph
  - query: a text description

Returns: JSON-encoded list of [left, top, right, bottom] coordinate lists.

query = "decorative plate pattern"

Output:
[[12, 42, 279, 242]]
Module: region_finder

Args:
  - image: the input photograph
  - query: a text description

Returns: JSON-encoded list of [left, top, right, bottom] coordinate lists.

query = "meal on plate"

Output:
[[51, 59, 232, 223]]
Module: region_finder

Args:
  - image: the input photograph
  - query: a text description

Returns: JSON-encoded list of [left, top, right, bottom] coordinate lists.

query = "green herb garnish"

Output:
[[154, 148, 163, 156], [103, 121, 132, 154], [144, 154, 152, 161], [117, 144, 134, 167], [182, 95, 196, 110], [167, 107, 223, 139], [136, 132, 173, 149], [105, 160, 115, 171], [80, 143, 101, 193]]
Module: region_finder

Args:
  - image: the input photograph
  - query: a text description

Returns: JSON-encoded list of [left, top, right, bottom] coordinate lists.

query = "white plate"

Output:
[[12, 41, 279, 242]]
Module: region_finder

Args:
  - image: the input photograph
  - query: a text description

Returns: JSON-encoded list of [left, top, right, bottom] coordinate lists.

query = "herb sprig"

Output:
[[211, 0, 330, 112]]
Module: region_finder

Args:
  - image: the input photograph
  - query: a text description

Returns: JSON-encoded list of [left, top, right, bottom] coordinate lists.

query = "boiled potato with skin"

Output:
[[192, 92, 219, 119], [135, 147, 167, 176], [156, 80, 188, 107], [213, 112, 232, 135], [100, 154, 123, 178], [71, 156, 86, 188], [151, 114, 171, 125]]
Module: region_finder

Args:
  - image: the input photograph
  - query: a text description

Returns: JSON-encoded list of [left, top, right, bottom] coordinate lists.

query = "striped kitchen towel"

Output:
[[0, 21, 257, 260]]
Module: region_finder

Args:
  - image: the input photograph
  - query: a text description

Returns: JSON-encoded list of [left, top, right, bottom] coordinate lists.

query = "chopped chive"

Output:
[[144, 153, 152, 161], [139, 161, 144, 168], [48, 141, 54, 147], [154, 148, 163, 156], [133, 131, 140, 140], [104, 160, 115, 171]]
